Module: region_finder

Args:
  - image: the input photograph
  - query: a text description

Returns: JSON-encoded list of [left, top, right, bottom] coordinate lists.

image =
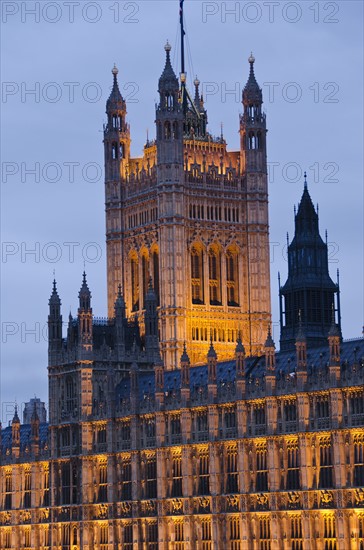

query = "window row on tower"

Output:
[[127, 206, 158, 229], [129, 249, 159, 312], [189, 203, 240, 223], [191, 245, 240, 307]]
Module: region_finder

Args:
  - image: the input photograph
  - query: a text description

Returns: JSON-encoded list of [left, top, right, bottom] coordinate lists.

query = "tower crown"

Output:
[[158, 42, 179, 94], [78, 272, 92, 311], [49, 279, 61, 307], [243, 53, 262, 104], [280, 178, 341, 351], [106, 64, 126, 112]]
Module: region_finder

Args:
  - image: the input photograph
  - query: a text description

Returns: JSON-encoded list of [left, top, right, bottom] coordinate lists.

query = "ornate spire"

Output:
[[106, 63, 125, 110], [181, 342, 190, 364], [114, 284, 126, 312], [243, 52, 262, 104], [235, 336, 245, 355], [79, 272, 91, 310], [295, 310, 306, 342], [207, 338, 217, 359], [49, 279, 61, 305], [12, 404, 20, 424], [295, 175, 319, 236], [328, 305, 340, 337], [159, 41, 179, 92], [264, 325, 275, 349]]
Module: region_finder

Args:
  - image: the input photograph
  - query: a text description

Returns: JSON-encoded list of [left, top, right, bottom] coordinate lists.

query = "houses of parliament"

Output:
[[1, 8, 363, 550]]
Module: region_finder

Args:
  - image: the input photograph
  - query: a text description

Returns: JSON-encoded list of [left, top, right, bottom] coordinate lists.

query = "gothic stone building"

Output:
[[104, 45, 271, 368], [1, 39, 364, 550]]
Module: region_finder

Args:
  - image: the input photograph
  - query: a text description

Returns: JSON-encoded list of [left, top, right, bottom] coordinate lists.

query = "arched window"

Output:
[[226, 249, 239, 306], [131, 256, 139, 311], [112, 142, 118, 160], [209, 247, 222, 305], [119, 143, 124, 159], [248, 131, 256, 150], [257, 130, 262, 149], [164, 122, 171, 139], [191, 246, 204, 304], [142, 254, 149, 308]]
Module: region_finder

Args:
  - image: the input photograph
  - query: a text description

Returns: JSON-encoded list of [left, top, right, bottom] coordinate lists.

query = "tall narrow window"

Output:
[[152, 250, 160, 305], [198, 452, 210, 495], [290, 516, 303, 550], [4, 472, 12, 510], [147, 522, 158, 550], [43, 469, 49, 507], [209, 248, 221, 305], [62, 462, 71, 504], [229, 517, 241, 550], [201, 519, 212, 550], [23, 470, 31, 508], [259, 517, 271, 550], [146, 457, 157, 499], [318, 438, 333, 489], [131, 256, 139, 311], [172, 455, 183, 497], [175, 522, 185, 550], [120, 461, 132, 500], [100, 524, 108, 550], [191, 246, 204, 304], [256, 445, 268, 492], [226, 447, 239, 493], [286, 444, 300, 490], [123, 524, 133, 550], [98, 462, 108, 502], [226, 249, 239, 306], [142, 254, 149, 308], [354, 436, 364, 486], [323, 516, 337, 550]]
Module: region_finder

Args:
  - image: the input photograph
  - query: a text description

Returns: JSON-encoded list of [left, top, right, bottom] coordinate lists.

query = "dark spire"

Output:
[[235, 337, 245, 354], [243, 53, 262, 104], [295, 310, 306, 342], [207, 338, 217, 359], [114, 284, 126, 313], [181, 342, 190, 364], [280, 179, 341, 351], [106, 64, 125, 111], [294, 176, 320, 236], [328, 305, 340, 337], [264, 325, 275, 349], [79, 272, 91, 310], [49, 279, 61, 305], [12, 404, 20, 424], [159, 41, 179, 93]]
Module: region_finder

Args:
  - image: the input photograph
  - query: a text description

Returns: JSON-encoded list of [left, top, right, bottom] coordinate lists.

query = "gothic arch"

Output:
[[140, 248, 150, 309], [129, 250, 139, 312], [208, 244, 222, 306], [190, 242, 205, 305], [150, 244, 160, 305]]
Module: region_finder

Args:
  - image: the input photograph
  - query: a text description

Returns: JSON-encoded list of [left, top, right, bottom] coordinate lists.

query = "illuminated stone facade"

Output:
[[1, 37, 364, 550], [104, 46, 271, 368]]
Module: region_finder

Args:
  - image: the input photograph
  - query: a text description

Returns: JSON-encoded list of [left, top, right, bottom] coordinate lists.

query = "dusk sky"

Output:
[[1, 0, 363, 424]]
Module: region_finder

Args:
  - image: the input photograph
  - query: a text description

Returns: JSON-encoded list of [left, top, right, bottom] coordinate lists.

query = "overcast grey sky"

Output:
[[1, 0, 363, 423]]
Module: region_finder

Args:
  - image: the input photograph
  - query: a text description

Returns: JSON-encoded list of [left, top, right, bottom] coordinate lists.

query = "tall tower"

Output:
[[239, 53, 271, 353], [279, 177, 341, 351], [104, 40, 272, 366], [48, 280, 62, 366], [155, 42, 186, 369], [104, 65, 131, 312]]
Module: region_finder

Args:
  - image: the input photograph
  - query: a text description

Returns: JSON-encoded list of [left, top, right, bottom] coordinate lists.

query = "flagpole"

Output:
[[180, 0, 187, 116]]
